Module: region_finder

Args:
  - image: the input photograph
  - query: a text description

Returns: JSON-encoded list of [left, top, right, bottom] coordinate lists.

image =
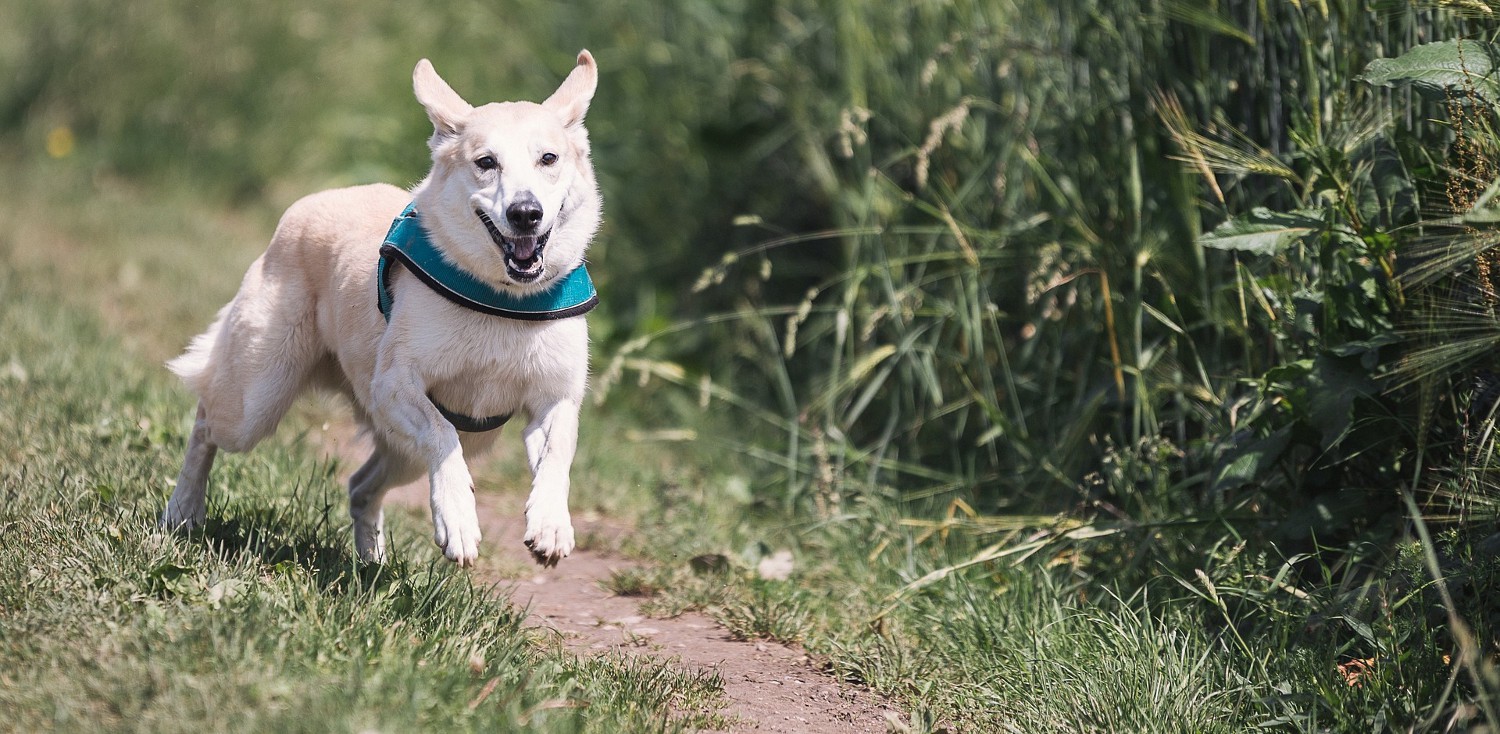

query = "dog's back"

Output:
[[167, 183, 407, 451]]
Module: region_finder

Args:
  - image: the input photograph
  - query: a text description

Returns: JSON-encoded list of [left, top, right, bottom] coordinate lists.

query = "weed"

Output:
[[601, 567, 665, 598]]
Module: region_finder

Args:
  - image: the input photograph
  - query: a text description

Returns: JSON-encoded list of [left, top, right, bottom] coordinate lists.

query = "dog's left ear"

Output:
[[542, 50, 597, 130]]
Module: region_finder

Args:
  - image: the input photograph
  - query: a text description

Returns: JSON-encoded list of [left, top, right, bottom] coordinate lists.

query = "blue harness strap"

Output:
[[375, 203, 599, 432], [377, 204, 598, 322]]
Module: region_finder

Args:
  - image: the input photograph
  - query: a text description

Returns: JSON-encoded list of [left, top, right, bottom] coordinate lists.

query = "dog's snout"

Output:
[[506, 195, 544, 232]]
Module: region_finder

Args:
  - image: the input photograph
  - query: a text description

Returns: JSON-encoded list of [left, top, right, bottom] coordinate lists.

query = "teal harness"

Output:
[[376, 203, 598, 432]]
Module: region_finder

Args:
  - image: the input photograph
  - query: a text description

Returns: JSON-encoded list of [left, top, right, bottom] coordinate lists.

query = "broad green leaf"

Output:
[[1305, 354, 1378, 451], [1199, 208, 1325, 255], [1360, 40, 1500, 103], [1211, 426, 1292, 493]]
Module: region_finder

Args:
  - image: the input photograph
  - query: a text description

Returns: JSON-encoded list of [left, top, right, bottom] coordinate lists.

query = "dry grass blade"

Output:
[[880, 523, 1123, 610], [1153, 91, 1301, 185], [1401, 224, 1500, 288]]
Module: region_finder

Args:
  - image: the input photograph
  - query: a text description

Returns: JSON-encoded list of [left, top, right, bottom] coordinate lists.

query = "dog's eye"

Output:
[[539, 152, 558, 166], [475, 156, 497, 171]]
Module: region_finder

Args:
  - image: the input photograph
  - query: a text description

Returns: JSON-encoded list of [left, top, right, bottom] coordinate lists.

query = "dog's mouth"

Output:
[[477, 210, 551, 283]]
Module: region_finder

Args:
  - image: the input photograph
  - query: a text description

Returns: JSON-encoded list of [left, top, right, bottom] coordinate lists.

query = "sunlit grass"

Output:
[[4, 1, 1500, 731], [0, 268, 728, 731]]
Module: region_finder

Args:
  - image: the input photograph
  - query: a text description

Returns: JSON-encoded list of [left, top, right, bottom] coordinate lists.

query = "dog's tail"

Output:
[[166, 303, 230, 396]]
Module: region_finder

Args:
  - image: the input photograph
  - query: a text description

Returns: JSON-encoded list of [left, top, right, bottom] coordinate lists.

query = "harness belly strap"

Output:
[[432, 399, 511, 433], [375, 203, 599, 433]]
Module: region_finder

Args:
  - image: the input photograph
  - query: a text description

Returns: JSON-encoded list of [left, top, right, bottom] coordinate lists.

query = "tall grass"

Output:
[[602, 1, 1462, 524], [6, 0, 1500, 729], [597, 1, 1500, 727]]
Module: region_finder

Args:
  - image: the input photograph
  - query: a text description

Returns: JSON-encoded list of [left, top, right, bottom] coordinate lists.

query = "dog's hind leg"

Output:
[[348, 442, 421, 562], [161, 402, 218, 529], [164, 259, 324, 529]]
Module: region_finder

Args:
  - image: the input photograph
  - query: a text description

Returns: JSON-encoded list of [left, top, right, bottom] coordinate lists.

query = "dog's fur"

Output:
[[162, 52, 602, 567]]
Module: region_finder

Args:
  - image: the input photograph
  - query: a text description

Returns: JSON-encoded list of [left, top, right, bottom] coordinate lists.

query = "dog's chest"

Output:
[[398, 298, 588, 416]]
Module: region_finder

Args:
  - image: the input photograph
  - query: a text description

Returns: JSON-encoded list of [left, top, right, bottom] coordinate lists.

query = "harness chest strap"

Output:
[[375, 203, 599, 433]]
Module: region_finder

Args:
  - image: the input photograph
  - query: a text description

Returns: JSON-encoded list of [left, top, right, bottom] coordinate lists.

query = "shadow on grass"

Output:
[[160, 458, 530, 630], [178, 471, 403, 596], [199, 515, 381, 587]]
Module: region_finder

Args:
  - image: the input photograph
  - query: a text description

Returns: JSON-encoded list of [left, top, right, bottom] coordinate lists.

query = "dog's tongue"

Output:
[[509, 237, 539, 262]]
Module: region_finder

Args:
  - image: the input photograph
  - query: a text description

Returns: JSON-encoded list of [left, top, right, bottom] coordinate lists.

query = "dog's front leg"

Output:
[[521, 398, 580, 566], [369, 362, 481, 567]]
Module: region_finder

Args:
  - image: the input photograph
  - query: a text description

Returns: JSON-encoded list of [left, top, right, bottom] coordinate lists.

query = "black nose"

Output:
[[506, 196, 544, 231]]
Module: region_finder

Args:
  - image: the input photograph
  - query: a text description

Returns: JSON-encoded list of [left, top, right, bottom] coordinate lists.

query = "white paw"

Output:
[[431, 484, 481, 567], [522, 504, 574, 567], [160, 498, 205, 531], [352, 509, 387, 563]]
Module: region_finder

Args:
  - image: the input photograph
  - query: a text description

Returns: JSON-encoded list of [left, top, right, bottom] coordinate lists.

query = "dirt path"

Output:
[[316, 425, 895, 733]]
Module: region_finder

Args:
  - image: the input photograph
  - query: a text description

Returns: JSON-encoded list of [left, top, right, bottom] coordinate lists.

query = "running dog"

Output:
[[162, 51, 602, 567]]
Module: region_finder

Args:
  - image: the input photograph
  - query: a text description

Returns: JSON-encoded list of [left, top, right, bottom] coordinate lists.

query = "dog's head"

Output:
[[410, 52, 601, 292]]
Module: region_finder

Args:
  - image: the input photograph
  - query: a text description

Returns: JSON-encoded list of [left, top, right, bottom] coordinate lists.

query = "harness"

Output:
[[376, 203, 598, 432]]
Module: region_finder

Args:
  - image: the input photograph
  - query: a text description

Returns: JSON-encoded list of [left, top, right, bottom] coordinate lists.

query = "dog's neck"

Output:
[[376, 203, 598, 322]]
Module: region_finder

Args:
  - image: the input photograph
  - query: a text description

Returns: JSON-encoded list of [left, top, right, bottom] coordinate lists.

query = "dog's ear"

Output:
[[413, 59, 474, 145], [542, 50, 597, 130]]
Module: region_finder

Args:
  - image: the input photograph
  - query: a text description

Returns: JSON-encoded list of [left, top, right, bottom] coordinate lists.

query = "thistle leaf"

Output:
[[1198, 208, 1326, 255], [1360, 40, 1500, 103]]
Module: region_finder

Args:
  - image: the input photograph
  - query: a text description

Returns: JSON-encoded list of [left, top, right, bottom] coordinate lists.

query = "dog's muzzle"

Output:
[[477, 210, 551, 283]]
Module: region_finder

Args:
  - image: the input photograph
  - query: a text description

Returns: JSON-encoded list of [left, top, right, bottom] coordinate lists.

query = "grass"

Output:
[[0, 159, 728, 732], [592, 486, 1484, 731], [585, 3, 1500, 729], [5, 2, 1500, 731], [0, 149, 1307, 732]]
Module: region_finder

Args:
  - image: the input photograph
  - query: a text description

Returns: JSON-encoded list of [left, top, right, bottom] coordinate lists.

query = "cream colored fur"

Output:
[[162, 52, 602, 567]]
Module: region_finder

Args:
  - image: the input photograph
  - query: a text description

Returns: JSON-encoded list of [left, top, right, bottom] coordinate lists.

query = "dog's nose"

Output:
[[506, 196, 544, 232]]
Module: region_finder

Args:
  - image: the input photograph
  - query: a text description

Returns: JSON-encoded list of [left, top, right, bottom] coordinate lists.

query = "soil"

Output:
[[315, 424, 896, 733]]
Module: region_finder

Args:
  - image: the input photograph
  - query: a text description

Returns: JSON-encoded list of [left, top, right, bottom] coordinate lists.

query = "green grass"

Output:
[[594, 487, 1486, 732], [5, 2, 1500, 731], [0, 179, 726, 732], [0, 154, 1477, 730]]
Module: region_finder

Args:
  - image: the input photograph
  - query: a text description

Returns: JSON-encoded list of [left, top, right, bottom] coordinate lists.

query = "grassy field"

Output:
[[5, 1, 1500, 732], [0, 156, 734, 732], [0, 151, 1481, 731]]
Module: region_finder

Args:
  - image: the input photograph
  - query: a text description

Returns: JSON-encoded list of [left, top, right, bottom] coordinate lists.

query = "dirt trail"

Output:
[[316, 425, 894, 733]]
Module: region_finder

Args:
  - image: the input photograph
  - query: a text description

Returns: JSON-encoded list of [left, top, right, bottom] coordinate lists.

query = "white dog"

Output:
[[162, 51, 602, 567]]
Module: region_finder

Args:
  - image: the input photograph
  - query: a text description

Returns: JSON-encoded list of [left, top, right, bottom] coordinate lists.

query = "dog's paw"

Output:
[[522, 505, 574, 567], [431, 485, 481, 567], [159, 501, 205, 531], [353, 514, 387, 564]]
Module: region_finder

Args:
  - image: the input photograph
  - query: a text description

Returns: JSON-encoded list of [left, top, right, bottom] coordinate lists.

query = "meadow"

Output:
[[3, 0, 1499, 731]]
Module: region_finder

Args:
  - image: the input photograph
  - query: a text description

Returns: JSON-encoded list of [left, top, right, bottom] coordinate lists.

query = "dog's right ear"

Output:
[[413, 59, 474, 147]]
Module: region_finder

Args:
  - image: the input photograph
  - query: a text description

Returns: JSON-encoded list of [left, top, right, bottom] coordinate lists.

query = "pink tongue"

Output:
[[510, 238, 538, 261]]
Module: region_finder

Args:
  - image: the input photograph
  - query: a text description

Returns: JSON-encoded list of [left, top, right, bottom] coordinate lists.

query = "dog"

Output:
[[161, 51, 602, 568]]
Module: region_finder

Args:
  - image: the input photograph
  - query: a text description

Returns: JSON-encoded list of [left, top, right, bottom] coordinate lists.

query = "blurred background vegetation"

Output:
[[6, 0, 1500, 728]]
